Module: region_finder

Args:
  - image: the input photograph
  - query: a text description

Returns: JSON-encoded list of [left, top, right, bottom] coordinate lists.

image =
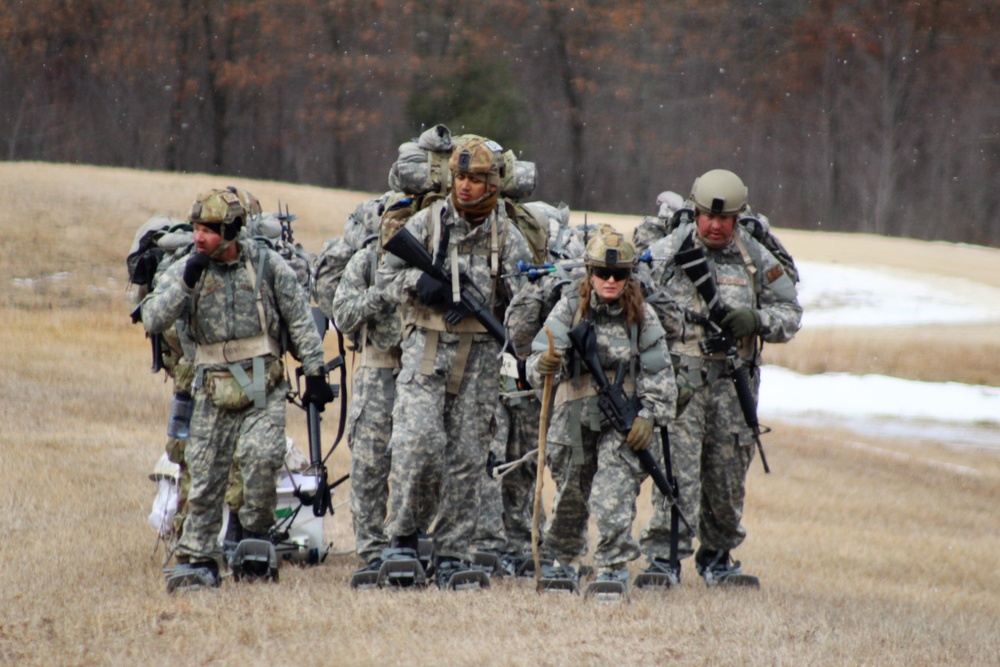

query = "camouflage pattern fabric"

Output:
[[641, 221, 801, 560], [312, 193, 390, 320], [526, 287, 677, 569], [638, 370, 757, 560], [472, 402, 509, 553], [175, 382, 287, 560], [500, 398, 543, 554], [328, 247, 403, 564], [142, 238, 325, 562], [378, 197, 531, 561]]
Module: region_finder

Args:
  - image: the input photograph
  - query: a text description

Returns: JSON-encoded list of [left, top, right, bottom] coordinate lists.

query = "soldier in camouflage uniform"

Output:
[[644, 169, 801, 587], [378, 136, 532, 588], [141, 189, 333, 590], [526, 231, 677, 589], [327, 241, 407, 578]]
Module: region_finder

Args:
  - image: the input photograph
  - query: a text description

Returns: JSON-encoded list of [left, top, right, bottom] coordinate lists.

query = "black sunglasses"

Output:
[[591, 266, 632, 281]]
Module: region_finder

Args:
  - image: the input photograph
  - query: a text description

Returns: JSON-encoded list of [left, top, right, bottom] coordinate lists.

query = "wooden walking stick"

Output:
[[532, 326, 556, 592]]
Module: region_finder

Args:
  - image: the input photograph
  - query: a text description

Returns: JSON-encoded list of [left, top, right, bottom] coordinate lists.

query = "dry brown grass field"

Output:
[[1, 162, 998, 666]]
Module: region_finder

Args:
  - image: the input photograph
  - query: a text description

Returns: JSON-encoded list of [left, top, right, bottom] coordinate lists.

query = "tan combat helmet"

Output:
[[188, 188, 245, 241], [585, 230, 637, 268], [226, 185, 263, 221], [449, 135, 505, 188], [690, 169, 748, 216]]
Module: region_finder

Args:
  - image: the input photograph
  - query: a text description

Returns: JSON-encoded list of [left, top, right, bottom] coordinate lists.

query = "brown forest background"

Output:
[[2, 0, 998, 245]]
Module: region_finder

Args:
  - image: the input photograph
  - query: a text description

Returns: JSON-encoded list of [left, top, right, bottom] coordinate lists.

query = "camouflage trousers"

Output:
[[175, 381, 287, 563], [167, 438, 242, 541], [473, 397, 542, 555], [590, 427, 651, 570], [472, 403, 508, 553], [504, 399, 543, 554], [640, 363, 758, 560], [542, 428, 598, 564], [347, 365, 396, 564], [386, 336, 497, 562]]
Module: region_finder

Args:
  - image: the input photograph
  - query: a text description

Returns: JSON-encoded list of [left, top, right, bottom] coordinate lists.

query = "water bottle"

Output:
[[166, 391, 193, 440]]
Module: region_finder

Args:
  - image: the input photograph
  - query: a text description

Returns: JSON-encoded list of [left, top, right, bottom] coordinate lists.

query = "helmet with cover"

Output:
[[226, 186, 262, 220], [448, 135, 505, 188], [188, 188, 245, 241], [584, 230, 637, 269], [689, 169, 748, 216]]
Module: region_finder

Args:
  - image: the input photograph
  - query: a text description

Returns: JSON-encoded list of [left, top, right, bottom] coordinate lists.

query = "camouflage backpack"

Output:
[[499, 151, 549, 264], [387, 124, 454, 197]]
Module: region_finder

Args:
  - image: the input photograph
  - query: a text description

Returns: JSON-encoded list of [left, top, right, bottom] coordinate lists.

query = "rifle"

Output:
[[674, 233, 771, 473], [291, 357, 349, 518], [382, 226, 515, 354], [566, 319, 691, 535]]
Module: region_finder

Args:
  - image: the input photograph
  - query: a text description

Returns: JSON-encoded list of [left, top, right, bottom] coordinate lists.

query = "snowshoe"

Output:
[[633, 557, 680, 590], [349, 559, 383, 590], [165, 561, 220, 594], [230, 538, 279, 583], [584, 569, 629, 602], [435, 558, 490, 591], [469, 550, 504, 577], [376, 547, 427, 588], [514, 555, 552, 578], [696, 550, 760, 589], [539, 561, 579, 594]]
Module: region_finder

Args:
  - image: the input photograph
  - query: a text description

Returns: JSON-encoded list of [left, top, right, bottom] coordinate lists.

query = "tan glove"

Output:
[[537, 348, 562, 377], [626, 416, 653, 451]]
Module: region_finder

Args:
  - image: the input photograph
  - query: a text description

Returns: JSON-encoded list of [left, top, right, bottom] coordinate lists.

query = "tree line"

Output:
[[2, 0, 998, 245]]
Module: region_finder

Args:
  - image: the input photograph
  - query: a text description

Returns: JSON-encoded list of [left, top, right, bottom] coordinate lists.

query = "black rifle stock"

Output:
[[675, 234, 770, 473], [566, 320, 692, 534], [383, 226, 513, 353]]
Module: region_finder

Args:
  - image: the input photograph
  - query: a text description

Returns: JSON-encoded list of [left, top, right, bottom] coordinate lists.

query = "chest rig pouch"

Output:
[[193, 248, 284, 410]]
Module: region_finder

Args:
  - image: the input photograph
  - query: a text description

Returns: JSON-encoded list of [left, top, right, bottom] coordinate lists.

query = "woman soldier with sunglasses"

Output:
[[525, 230, 677, 592]]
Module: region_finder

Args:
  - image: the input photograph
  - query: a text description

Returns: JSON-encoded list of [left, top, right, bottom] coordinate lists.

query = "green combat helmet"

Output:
[[449, 135, 505, 188], [690, 169, 748, 216], [188, 188, 245, 242], [585, 230, 637, 268]]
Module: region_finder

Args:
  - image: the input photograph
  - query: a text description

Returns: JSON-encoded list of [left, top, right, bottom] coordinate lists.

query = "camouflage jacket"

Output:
[[646, 221, 802, 362], [141, 239, 325, 376], [329, 245, 401, 353], [526, 288, 677, 433], [378, 197, 532, 344]]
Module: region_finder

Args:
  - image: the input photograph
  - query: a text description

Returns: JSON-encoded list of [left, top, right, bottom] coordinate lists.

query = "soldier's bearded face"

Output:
[[696, 212, 737, 249], [454, 172, 489, 202], [193, 223, 223, 256]]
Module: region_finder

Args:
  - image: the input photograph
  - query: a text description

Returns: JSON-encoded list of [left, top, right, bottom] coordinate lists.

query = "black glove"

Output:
[[415, 273, 451, 307], [302, 375, 335, 412], [182, 252, 211, 289], [721, 308, 761, 338]]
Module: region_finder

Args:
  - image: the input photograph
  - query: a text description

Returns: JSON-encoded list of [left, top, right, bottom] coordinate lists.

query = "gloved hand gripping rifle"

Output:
[[674, 233, 771, 473], [566, 319, 691, 535], [382, 226, 516, 355]]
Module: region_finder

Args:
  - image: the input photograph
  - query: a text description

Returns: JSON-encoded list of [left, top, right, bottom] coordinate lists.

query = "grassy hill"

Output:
[[1, 162, 997, 666]]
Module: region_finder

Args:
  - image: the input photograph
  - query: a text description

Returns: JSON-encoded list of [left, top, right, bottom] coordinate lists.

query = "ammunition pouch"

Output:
[[204, 358, 283, 410]]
